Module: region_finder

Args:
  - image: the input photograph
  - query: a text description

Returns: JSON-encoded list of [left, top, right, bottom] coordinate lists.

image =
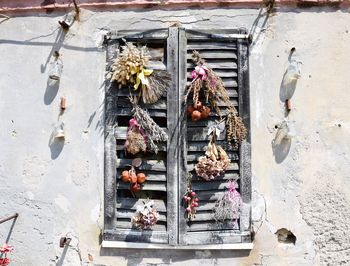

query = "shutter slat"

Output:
[[104, 229, 168, 244], [116, 172, 167, 182], [116, 143, 167, 152], [116, 159, 166, 171], [187, 43, 237, 50], [192, 172, 239, 181], [187, 152, 239, 162], [116, 108, 167, 117], [186, 127, 226, 141], [117, 209, 167, 222], [196, 190, 226, 201], [187, 162, 238, 172], [191, 179, 239, 191], [115, 127, 167, 140], [186, 51, 237, 59], [187, 221, 238, 232], [186, 81, 238, 90], [116, 97, 167, 109], [187, 61, 237, 69], [187, 141, 238, 152], [116, 220, 167, 231], [116, 198, 166, 212], [117, 181, 167, 191]]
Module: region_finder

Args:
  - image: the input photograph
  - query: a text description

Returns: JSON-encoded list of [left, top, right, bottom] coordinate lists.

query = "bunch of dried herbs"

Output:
[[226, 107, 247, 149], [185, 50, 247, 147], [213, 180, 242, 229], [143, 70, 171, 104], [130, 97, 168, 154]]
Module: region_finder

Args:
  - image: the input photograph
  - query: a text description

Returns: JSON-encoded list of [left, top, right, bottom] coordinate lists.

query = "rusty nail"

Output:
[[59, 237, 71, 248], [60, 97, 66, 110], [286, 99, 292, 112]]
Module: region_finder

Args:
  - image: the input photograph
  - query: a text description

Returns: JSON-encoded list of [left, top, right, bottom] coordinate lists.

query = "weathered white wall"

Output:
[[0, 6, 349, 266]]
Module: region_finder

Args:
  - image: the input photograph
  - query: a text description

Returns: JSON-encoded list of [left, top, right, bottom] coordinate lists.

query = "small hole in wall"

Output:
[[275, 228, 296, 245]]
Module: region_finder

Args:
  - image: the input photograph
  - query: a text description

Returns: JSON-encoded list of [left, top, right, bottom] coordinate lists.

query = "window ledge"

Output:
[[102, 240, 254, 250]]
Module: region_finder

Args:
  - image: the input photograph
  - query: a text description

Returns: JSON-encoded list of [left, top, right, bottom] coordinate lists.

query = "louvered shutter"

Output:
[[178, 29, 252, 245], [103, 28, 178, 244]]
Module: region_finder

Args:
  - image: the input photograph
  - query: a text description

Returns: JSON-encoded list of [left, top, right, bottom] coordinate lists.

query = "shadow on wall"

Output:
[[44, 79, 60, 105], [0, 213, 19, 244], [272, 138, 291, 164], [48, 122, 65, 160], [100, 248, 251, 266], [272, 49, 300, 163]]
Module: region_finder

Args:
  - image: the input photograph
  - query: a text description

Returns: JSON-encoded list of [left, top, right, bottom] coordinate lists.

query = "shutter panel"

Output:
[[178, 29, 252, 245], [103, 28, 178, 244]]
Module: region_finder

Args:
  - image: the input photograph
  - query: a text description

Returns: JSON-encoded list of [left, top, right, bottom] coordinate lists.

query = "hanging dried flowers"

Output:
[[142, 70, 171, 104], [226, 107, 247, 149], [0, 244, 13, 266], [124, 118, 147, 155], [185, 51, 231, 117], [132, 200, 159, 230], [213, 180, 242, 229], [111, 42, 150, 86], [110, 42, 171, 104], [195, 122, 231, 181], [129, 97, 168, 154], [183, 173, 200, 221]]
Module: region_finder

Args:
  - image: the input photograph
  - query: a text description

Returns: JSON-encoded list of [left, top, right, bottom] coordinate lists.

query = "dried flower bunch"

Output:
[[183, 173, 200, 221], [143, 70, 171, 104], [185, 51, 231, 116], [195, 134, 231, 181], [213, 180, 242, 228], [185, 50, 247, 147], [111, 42, 150, 86], [130, 97, 168, 154], [124, 118, 147, 155], [110, 42, 171, 104], [132, 200, 159, 230], [226, 107, 247, 149]]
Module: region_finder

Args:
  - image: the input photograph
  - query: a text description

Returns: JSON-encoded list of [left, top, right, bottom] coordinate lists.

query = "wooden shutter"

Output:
[[103, 28, 179, 244], [178, 28, 252, 245]]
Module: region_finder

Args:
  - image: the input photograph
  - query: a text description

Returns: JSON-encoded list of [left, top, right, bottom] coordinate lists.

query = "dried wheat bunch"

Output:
[[130, 97, 168, 154], [195, 141, 230, 181], [143, 70, 171, 104], [110, 42, 150, 87], [226, 107, 247, 148]]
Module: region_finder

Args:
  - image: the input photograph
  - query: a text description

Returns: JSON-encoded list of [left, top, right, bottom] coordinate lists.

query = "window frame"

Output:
[[102, 27, 252, 249]]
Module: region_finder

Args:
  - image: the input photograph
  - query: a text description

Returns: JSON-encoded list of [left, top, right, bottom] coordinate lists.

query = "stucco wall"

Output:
[[0, 6, 350, 266]]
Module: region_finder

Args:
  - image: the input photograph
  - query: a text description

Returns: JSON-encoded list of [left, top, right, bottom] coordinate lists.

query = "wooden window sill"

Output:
[[101, 240, 254, 250]]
